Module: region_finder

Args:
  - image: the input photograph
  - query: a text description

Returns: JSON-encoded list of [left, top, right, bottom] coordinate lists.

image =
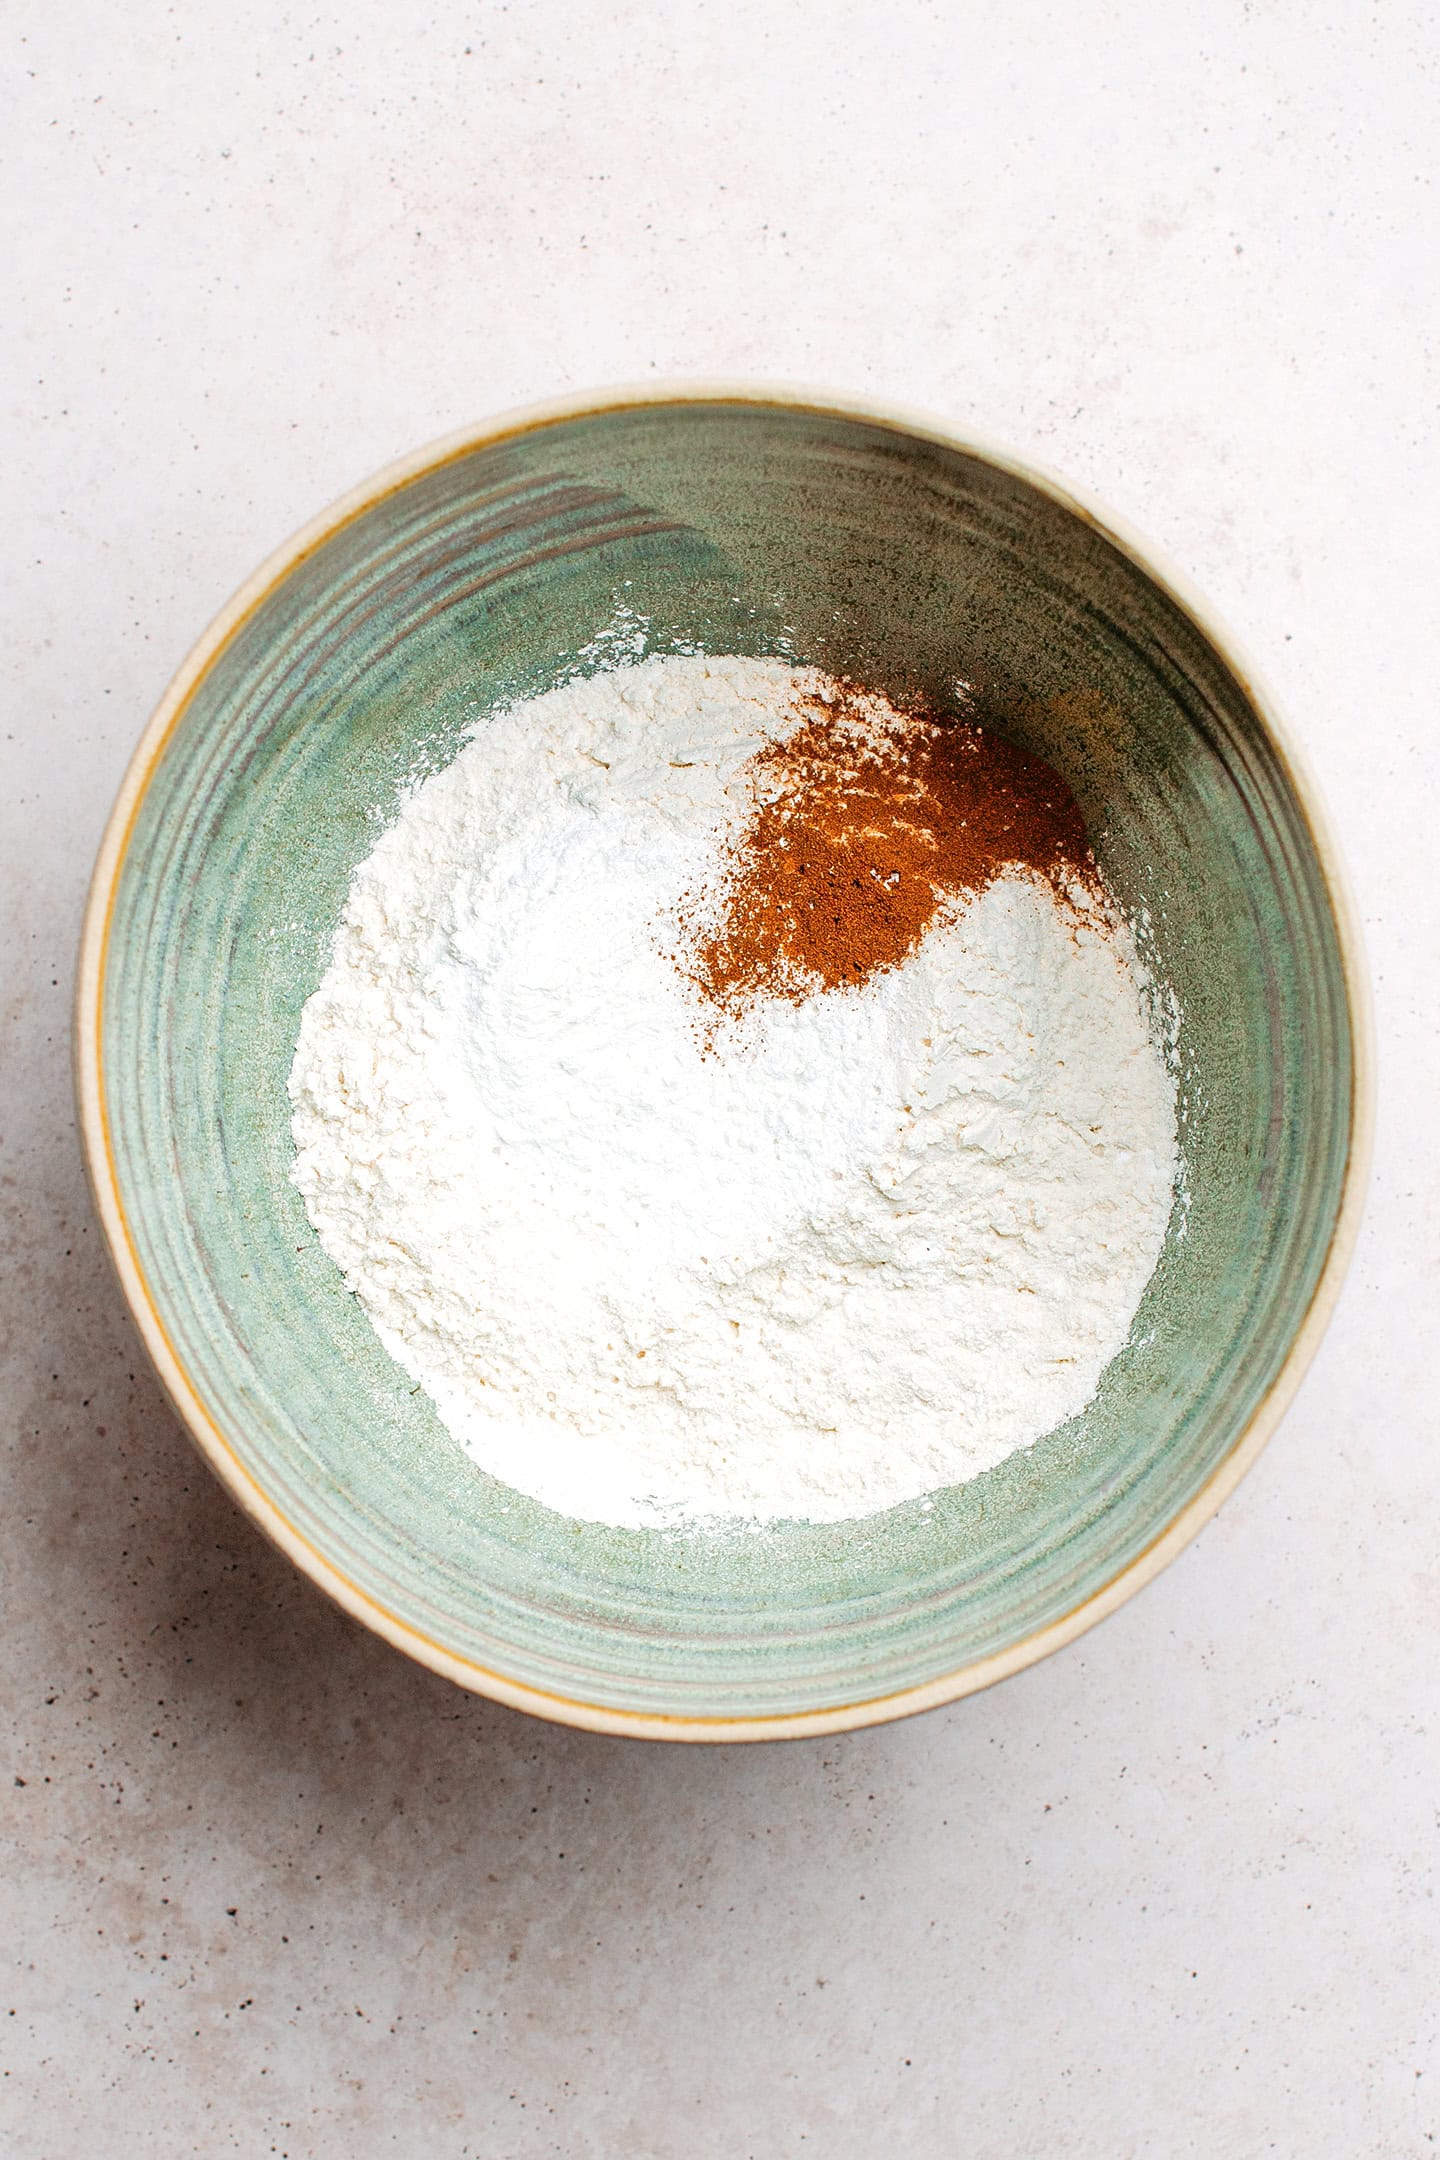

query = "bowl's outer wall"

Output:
[[93, 399, 1357, 1724]]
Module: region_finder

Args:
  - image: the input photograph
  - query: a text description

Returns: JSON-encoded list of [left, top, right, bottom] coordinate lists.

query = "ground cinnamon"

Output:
[[679, 682, 1101, 1017]]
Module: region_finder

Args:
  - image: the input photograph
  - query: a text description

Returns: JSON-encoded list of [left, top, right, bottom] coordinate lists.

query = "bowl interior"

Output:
[[97, 399, 1356, 1724]]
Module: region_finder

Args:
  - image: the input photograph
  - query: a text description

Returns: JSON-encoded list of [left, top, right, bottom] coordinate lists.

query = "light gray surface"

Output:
[[3, 2, 1436, 2153]]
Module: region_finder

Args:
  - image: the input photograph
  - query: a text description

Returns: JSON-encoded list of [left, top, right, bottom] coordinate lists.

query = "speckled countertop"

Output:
[[3, 3, 1437, 2154]]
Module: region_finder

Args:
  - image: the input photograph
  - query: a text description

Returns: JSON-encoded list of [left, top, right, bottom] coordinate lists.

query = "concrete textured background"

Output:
[[3, 3, 1437, 2154]]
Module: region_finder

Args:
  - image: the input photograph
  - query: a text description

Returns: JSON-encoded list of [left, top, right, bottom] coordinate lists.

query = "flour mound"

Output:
[[288, 654, 1178, 1529]]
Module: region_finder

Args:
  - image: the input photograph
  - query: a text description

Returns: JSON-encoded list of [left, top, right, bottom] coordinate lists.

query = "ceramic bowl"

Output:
[[76, 387, 1370, 1740]]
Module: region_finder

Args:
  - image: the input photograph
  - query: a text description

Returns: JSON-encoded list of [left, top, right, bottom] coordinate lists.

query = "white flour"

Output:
[[289, 654, 1178, 1529]]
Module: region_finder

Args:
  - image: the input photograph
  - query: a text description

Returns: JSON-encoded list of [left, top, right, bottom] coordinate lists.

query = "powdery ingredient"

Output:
[[289, 654, 1179, 1529], [677, 679, 1102, 1017]]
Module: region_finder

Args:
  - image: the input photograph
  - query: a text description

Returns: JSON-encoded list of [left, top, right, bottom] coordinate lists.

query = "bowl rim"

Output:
[[74, 380, 1375, 1743]]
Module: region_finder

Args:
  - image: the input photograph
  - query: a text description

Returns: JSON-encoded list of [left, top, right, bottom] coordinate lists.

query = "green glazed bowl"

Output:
[[77, 387, 1371, 1740]]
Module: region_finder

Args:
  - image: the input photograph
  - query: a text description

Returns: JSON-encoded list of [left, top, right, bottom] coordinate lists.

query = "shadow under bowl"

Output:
[[77, 388, 1370, 1739]]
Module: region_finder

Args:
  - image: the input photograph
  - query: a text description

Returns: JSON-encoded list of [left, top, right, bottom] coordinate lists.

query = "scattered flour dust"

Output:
[[288, 653, 1179, 1530]]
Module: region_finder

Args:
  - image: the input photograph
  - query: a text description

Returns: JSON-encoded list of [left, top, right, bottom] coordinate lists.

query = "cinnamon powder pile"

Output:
[[679, 684, 1101, 1017]]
